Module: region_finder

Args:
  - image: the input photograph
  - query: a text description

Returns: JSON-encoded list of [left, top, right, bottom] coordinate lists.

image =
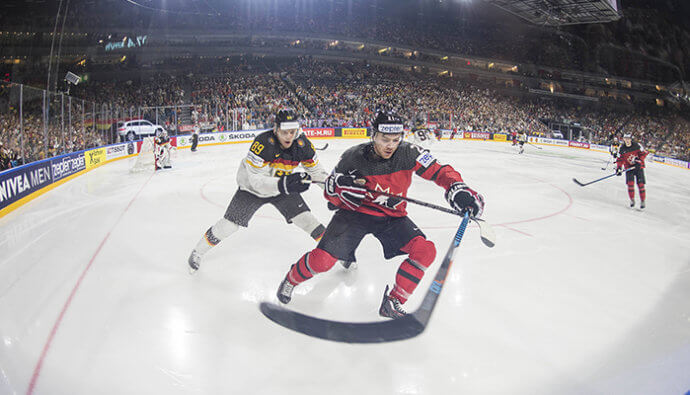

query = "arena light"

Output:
[[64, 71, 81, 85]]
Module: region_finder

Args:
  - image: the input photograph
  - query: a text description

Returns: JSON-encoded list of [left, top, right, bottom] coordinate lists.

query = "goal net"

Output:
[[130, 137, 156, 172]]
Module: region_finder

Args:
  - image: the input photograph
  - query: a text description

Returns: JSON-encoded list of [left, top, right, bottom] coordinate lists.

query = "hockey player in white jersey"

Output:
[[410, 117, 434, 149], [187, 109, 330, 273], [154, 129, 172, 169]]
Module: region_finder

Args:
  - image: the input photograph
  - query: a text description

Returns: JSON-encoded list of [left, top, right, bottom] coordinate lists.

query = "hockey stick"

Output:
[[601, 160, 611, 171], [307, 179, 495, 248], [527, 142, 543, 150], [259, 212, 471, 343], [572, 167, 634, 187], [314, 143, 329, 151]]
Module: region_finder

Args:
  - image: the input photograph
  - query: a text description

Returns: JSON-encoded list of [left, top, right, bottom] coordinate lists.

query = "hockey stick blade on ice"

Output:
[[306, 179, 495, 248], [260, 212, 471, 343], [315, 143, 329, 151], [572, 167, 634, 187]]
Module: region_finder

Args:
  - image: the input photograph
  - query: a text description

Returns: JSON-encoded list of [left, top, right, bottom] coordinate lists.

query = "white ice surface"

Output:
[[0, 139, 689, 395]]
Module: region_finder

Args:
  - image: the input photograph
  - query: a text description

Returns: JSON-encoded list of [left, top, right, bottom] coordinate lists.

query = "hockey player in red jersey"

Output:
[[187, 109, 329, 273], [274, 111, 485, 319], [615, 133, 649, 209]]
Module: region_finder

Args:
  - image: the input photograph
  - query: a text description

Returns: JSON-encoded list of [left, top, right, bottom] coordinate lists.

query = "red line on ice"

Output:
[[26, 172, 154, 395]]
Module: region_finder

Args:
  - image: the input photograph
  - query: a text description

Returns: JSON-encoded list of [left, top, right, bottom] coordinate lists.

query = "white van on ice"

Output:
[[118, 119, 165, 141]]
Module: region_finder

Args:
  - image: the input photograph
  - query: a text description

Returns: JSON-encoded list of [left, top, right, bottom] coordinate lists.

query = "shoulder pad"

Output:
[[248, 130, 279, 161]]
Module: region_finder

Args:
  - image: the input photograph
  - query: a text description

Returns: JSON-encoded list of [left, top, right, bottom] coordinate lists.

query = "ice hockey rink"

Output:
[[1, 138, 689, 395]]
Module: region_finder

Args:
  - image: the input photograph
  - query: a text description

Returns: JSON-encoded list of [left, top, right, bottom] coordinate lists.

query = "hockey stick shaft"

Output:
[[573, 167, 635, 187], [307, 179, 495, 247], [309, 179, 459, 216]]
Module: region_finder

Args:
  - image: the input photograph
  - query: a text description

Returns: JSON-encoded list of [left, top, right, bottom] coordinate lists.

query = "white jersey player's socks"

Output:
[[194, 218, 240, 254]]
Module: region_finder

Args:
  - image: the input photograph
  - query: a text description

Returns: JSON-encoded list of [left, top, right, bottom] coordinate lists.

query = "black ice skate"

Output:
[[339, 260, 356, 270], [640, 201, 646, 209], [164, 165, 172, 169], [188, 250, 201, 274], [277, 276, 295, 304], [630, 199, 635, 208], [378, 285, 406, 319]]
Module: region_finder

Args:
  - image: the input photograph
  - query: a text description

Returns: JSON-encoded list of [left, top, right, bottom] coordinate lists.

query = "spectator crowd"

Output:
[[2, 56, 688, 171]]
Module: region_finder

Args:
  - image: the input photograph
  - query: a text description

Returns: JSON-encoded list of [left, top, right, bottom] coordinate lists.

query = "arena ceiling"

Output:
[[480, 0, 621, 26]]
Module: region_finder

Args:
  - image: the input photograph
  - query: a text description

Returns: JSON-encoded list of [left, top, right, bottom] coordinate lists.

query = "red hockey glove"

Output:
[[278, 172, 311, 195], [445, 182, 484, 218], [326, 170, 366, 210]]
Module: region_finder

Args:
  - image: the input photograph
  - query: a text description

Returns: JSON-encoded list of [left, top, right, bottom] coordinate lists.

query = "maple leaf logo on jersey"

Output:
[[368, 184, 404, 209]]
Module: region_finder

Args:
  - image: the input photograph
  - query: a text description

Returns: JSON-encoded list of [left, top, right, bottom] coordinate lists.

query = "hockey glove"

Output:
[[445, 182, 485, 218], [278, 172, 311, 195], [615, 167, 623, 176], [326, 170, 367, 211]]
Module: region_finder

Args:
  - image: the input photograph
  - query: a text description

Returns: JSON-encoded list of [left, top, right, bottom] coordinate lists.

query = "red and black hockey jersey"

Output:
[[616, 142, 648, 169], [326, 141, 463, 217]]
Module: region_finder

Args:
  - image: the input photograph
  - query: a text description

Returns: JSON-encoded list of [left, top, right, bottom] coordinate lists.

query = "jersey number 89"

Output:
[[250, 141, 264, 155]]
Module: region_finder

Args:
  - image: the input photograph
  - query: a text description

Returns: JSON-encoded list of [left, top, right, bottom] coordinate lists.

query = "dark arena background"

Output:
[[1, 1, 689, 394]]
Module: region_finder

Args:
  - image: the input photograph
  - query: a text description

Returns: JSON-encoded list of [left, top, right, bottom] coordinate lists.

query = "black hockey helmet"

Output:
[[275, 109, 300, 130], [372, 111, 404, 135]]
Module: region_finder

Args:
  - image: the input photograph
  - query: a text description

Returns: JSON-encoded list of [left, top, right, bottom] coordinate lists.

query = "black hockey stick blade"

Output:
[[315, 143, 329, 151], [259, 303, 425, 343], [259, 213, 471, 343], [572, 177, 586, 187]]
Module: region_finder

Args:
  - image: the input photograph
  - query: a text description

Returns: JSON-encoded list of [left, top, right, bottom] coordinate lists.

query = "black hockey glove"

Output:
[[615, 167, 623, 176], [445, 182, 485, 218], [326, 170, 366, 211], [278, 172, 311, 195]]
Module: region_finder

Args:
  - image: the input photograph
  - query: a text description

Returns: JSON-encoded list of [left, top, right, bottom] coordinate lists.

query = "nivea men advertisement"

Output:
[[0, 160, 53, 211]]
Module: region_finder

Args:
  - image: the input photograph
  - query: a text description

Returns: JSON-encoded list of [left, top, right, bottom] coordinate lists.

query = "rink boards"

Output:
[[1, 128, 688, 218]]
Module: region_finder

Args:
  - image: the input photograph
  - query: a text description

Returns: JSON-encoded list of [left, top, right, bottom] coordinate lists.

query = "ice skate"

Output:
[[378, 285, 406, 319], [339, 260, 357, 270], [629, 199, 635, 208], [188, 250, 201, 274], [640, 201, 646, 209], [276, 276, 295, 304]]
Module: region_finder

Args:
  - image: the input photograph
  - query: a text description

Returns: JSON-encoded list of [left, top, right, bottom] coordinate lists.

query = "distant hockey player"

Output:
[[517, 131, 528, 154], [410, 117, 433, 148], [191, 124, 200, 152], [187, 109, 329, 273], [274, 111, 485, 319], [511, 130, 518, 146], [433, 127, 442, 141], [615, 133, 648, 209], [155, 129, 172, 170], [609, 136, 620, 160]]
